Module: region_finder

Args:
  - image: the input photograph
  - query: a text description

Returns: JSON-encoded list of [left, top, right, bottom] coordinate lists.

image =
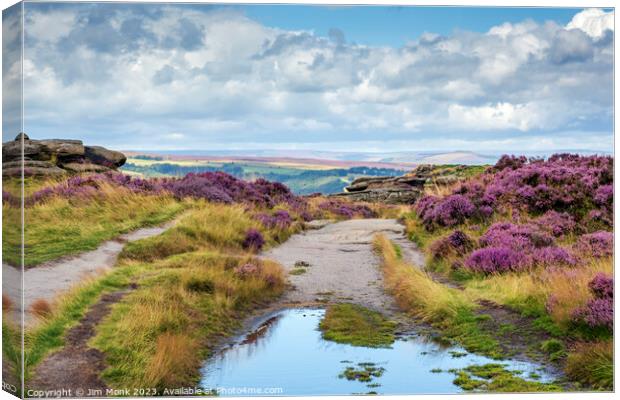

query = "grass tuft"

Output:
[[3, 294, 13, 312], [30, 299, 53, 318], [319, 303, 396, 348], [374, 234, 501, 358], [565, 341, 613, 390]]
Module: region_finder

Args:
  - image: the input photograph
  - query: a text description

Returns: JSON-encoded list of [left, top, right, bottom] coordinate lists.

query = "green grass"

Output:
[[92, 251, 285, 390], [289, 268, 307, 275], [22, 261, 139, 385], [339, 362, 386, 383], [374, 234, 502, 358], [2, 322, 22, 396], [565, 341, 613, 390], [4, 189, 185, 266], [451, 363, 561, 392], [86, 203, 290, 390], [402, 210, 614, 389], [17, 198, 295, 391], [319, 303, 397, 348]]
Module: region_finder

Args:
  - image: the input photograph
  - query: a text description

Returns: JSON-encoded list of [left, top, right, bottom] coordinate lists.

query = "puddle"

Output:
[[200, 309, 556, 396]]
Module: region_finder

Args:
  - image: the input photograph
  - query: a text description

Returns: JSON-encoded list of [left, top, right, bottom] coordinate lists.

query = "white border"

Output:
[[0, 1, 616, 400]]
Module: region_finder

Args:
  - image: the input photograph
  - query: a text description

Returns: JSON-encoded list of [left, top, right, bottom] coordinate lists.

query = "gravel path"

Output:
[[262, 218, 426, 314], [2, 222, 175, 326]]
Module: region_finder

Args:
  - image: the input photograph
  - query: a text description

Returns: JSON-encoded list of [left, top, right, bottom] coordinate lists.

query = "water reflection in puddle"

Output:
[[200, 309, 554, 396]]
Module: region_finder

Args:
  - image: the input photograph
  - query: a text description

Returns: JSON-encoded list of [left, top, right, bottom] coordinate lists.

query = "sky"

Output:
[[2, 3, 614, 155]]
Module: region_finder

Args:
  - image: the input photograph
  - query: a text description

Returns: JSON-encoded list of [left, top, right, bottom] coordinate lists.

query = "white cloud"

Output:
[[26, 9, 76, 43], [16, 4, 613, 153], [566, 8, 614, 39], [448, 102, 549, 131]]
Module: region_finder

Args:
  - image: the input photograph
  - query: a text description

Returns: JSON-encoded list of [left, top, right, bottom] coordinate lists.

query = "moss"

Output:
[[444, 309, 503, 359], [290, 268, 307, 275], [452, 364, 561, 392], [339, 363, 386, 383], [540, 339, 566, 361], [392, 243, 403, 259], [320, 304, 397, 348]]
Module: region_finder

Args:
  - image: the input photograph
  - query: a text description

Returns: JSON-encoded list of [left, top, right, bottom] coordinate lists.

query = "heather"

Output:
[[18, 203, 287, 390], [416, 153, 612, 232], [411, 154, 613, 275], [572, 273, 613, 331], [405, 154, 613, 390], [5, 171, 380, 266], [8, 171, 301, 209], [316, 198, 377, 219]]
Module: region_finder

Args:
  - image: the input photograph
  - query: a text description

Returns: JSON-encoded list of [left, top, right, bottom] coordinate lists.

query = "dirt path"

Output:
[[3, 222, 176, 326], [28, 290, 130, 395], [262, 219, 559, 368], [262, 218, 425, 314]]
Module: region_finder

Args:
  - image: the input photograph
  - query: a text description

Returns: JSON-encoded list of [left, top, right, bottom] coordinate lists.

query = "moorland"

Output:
[[1, 152, 613, 395]]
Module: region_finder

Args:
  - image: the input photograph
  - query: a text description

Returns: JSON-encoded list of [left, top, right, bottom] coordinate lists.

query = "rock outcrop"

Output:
[[2, 133, 126, 177], [332, 164, 482, 204]]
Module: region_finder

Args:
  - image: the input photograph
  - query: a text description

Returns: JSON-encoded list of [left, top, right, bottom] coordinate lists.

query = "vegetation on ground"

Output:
[[339, 362, 386, 383], [319, 303, 396, 348], [450, 363, 561, 392], [374, 234, 501, 358], [3, 170, 396, 267], [3, 177, 184, 266], [5, 169, 399, 391], [402, 154, 613, 390], [3, 155, 613, 392]]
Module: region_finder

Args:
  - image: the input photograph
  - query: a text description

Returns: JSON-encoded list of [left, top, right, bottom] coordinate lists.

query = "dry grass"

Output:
[[374, 234, 471, 322], [144, 332, 200, 389], [5, 181, 185, 266], [30, 299, 53, 318], [93, 247, 285, 389], [424, 182, 458, 197], [120, 202, 301, 262], [2, 294, 14, 312], [374, 234, 500, 357], [464, 257, 612, 327], [540, 258, 612, 327], [565, 340, 613, 389]]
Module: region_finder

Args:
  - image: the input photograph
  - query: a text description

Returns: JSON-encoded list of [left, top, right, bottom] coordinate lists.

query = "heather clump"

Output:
[[415, 154, 613, 278], [575, 231, 613, 258], [588, 273, 614, 300], [318, 198, 376, 219], [479, 223, 553, 251], [531, 247, 577, 267], [464, 247, 530, 274], [572, 274, 613, 331], [430, 230, 474, 260], [161, 173, 294, 208], [415, 194, 476, 228], [242, 229, 265, 252], [255, 210, 293, 229], [447, 153, 612, 227], [21, 171, 304, 210], [533, 211, 576, 237]]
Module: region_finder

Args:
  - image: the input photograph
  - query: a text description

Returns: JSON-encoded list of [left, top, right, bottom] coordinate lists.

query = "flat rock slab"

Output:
[[262, 218, 426, 313]]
